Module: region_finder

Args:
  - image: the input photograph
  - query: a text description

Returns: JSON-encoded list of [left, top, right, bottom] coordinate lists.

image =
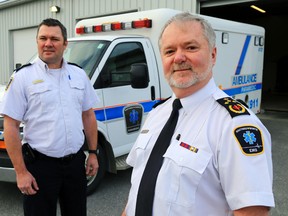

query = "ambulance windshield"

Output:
[[64, 40, 110, 78]]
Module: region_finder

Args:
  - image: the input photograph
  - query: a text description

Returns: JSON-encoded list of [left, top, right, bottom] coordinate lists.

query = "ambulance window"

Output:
[[222, 32, 229, 44], [95, 42, 147, 89]]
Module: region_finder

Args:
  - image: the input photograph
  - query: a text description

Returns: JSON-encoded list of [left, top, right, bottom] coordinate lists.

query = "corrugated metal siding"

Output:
[[0, 0, 198, 84]]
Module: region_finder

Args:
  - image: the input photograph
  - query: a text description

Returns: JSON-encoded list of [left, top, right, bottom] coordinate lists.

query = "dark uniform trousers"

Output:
[[23, 149, 87, 216]]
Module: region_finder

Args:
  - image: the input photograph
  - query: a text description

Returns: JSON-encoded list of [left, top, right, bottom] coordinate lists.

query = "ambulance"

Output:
[[0, 8, 265, 195]]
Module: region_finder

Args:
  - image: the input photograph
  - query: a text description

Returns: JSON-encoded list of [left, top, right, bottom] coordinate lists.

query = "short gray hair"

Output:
[[159, 12, 216, 50]]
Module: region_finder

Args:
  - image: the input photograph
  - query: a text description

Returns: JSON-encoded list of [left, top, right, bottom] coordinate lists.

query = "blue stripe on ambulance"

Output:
[[223, 83, 262, 96], [235, 35, 251, 75], [94, 100, 160, 122]]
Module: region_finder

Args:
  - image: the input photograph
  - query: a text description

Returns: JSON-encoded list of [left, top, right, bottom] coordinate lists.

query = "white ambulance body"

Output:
[[0, 8, 265, 194], [74, 8, 264, 112]]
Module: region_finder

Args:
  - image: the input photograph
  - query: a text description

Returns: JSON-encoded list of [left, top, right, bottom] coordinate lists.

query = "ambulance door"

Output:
[[93, 38, 159, 157]]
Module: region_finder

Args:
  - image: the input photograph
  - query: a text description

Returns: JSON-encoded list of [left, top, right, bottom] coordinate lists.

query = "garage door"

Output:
[[13, 27, 37, 69]]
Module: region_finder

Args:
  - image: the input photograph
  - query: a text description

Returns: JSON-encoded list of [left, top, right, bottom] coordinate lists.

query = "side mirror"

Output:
[[130, 63, 149, 89]]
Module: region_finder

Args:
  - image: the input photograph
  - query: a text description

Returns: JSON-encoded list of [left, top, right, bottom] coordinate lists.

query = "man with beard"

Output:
[[121, 12, 274, 216]]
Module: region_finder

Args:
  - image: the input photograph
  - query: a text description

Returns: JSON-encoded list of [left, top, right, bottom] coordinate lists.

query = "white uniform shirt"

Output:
[[126, 78, 274, 216], [0, 57, 99, 157]]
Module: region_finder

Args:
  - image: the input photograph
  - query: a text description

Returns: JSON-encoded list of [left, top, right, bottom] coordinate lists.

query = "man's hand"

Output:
[[17, 170, 39, 195], [85, 153, 99, 176]]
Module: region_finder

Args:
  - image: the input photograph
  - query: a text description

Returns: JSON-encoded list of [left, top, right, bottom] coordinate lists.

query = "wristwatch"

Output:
[[88, 149, 99, 155]]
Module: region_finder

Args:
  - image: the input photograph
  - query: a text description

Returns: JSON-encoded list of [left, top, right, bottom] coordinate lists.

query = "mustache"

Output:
[[173, 63, 192, 72]]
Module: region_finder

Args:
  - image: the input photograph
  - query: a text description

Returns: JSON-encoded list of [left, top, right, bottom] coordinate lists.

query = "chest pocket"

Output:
[[133, 132, 153, 165], [28, 83, 58, 113], [69, 81, 85, 108], [155, 142, 212, 207], [128, 131, 153, 182]]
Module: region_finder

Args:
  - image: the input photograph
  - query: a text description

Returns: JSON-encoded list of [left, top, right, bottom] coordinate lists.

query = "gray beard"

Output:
[[167, 64, 212, 89]]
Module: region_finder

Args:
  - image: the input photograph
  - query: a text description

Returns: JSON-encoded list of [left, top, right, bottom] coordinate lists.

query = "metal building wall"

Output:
[[0, 0, 198, 84]]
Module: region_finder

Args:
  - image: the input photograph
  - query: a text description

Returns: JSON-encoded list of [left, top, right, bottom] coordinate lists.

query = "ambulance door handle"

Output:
[[151, 86, 155, 100]]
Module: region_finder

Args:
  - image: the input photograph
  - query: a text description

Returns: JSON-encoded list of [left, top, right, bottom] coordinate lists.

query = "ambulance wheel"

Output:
[[85, 145, 106, 195]]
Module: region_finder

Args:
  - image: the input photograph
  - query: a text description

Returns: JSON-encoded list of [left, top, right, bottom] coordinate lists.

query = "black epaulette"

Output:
[[68, 62, 82, 69], [235, 99, 249, 108], [14, 63, 32, 73], [152, 96, 171, 109], [217, 97, 250, 118]]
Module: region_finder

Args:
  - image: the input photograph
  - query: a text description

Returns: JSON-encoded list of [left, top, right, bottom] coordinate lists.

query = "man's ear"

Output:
[[212, 47, 217, 66], [64, 40, 68, 48]]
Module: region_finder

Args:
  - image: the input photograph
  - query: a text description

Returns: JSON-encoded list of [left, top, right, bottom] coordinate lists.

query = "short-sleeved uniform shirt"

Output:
[[0, 57, 99, 157], [125, 78, 274, 216]]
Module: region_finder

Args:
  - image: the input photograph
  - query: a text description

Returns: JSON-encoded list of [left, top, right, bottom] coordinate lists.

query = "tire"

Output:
[[85, 145, 106, 195]]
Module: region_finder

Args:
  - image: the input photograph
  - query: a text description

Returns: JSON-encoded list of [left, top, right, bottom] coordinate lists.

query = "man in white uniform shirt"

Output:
[[0, 18, 99, 216], [122, 12, 274, 216]]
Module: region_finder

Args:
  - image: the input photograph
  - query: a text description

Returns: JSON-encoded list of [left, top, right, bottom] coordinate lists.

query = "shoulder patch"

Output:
[[68, 62, 82, 69], [152, 96, 171, 109], [217, 97, 250, 118], [14, 63, 32, 73], [234, 125, 264, 155]]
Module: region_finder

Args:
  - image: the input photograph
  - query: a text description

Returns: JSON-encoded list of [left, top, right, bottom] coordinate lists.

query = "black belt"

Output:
[[35, 149, 80, 163]]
